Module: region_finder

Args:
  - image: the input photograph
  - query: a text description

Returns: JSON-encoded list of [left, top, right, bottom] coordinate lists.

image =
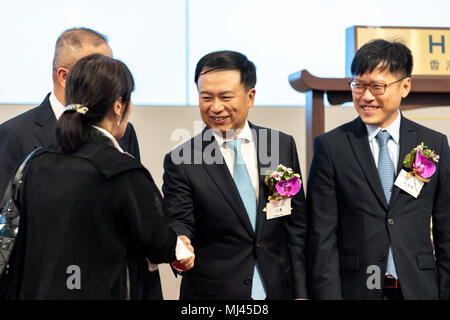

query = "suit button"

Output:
[[378, 254, 386, 261], [244, 278, 252, 286], [255, 241, 262, 248], [387, 218, 395, 225]]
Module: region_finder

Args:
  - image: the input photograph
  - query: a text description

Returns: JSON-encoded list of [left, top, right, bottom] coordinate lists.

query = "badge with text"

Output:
[[394, 169, 424, 198], [266, 198, 292, 220]]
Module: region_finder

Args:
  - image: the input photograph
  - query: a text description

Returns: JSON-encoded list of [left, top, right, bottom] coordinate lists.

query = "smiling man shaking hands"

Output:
[[162, 50, 308, 300]]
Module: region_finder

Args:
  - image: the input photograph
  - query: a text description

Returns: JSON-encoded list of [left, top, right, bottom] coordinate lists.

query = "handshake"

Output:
[[171, 235, 195, 272]]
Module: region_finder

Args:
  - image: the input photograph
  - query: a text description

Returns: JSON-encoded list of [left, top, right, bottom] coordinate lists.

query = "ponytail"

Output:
[[55, 109, 88, 153]]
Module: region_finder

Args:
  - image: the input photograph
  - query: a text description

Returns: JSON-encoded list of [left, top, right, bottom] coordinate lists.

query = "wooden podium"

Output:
[[288, 69, 450, 173]]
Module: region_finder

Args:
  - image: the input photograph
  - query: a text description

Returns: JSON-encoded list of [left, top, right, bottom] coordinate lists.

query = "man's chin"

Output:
[[208, 126, 243, 139], [359, 114, 380, 126]]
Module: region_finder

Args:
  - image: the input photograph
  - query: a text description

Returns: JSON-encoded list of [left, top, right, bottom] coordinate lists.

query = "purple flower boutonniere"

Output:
[[263, 165, 302, 218], [402, 142, 439, 183]]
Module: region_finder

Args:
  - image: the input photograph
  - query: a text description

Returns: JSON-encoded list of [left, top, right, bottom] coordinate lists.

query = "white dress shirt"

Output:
[[91, 125, 125, 153], [366, 111, 401, 172], [49, 92, 66, 120], [212, 121, 260, 201]]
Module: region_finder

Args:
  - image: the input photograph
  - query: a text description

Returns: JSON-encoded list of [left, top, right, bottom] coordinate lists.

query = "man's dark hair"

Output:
[[194, 50, 256, 91], [351, 39, 413, 77], [56, 54, 134, 153]]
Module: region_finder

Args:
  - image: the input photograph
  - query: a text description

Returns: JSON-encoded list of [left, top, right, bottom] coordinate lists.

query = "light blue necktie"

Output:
[[375, 130, 398, 279], [228, 139, 266, 300]]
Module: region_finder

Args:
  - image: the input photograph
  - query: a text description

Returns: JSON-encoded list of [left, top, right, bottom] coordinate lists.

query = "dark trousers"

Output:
[[382, 288, 403, 300], [381, 276, 403, 300]]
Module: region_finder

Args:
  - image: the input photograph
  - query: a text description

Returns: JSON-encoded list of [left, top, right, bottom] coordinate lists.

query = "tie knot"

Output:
[[376, 130, 391, 147], [227, 138, 244, 152]]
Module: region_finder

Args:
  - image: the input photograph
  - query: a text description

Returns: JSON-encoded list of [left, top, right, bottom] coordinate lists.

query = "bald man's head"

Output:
[[52, 27, 112, 104], [52, 27, 112, 76]]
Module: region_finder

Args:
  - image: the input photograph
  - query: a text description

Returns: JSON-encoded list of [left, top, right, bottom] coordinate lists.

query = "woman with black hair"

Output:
[[9, 54, 193, 299]]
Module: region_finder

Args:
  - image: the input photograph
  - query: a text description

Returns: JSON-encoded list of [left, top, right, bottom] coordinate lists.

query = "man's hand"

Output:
[[171, 235, 195, 272]]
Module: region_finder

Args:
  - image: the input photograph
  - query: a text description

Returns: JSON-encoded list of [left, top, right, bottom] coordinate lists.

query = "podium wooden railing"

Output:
[[289, 69, 450, 174]]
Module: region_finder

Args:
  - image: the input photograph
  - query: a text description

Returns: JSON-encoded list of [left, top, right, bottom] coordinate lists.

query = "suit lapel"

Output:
[[252, 123, 271, 236], [347, 118, 389, 211], [390, 116, 418, 205], [33, 94, 57, 147], [200, 128, 255, 237]]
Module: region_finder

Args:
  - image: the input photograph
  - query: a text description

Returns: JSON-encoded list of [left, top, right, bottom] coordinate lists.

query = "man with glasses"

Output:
[[306, 39, 450, 300]]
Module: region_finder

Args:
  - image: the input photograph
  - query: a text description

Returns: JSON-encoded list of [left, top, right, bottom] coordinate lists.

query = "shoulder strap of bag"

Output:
[[0, 146, 43, 276]]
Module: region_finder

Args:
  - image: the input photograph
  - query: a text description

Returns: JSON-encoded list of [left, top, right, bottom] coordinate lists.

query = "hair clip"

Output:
[[65, 104, 89, 115]]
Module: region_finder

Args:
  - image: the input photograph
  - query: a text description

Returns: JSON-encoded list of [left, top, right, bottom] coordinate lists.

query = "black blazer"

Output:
[[0, 93, 163, 300], [307, 115, 450, 300], [13, 142, 177, 299], [162, 122, 308, 299]]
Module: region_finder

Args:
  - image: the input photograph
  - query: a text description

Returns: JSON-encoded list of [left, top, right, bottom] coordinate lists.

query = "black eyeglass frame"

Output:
[[348, 77, 408, 95]]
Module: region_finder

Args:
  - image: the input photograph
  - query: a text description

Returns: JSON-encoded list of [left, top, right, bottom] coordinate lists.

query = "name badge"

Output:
[[266, 198, 292, 220], [394, 169, 424, 198]]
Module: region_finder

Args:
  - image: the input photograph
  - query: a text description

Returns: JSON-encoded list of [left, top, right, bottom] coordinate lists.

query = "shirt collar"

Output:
[[91, 125, 124, 153], [366, 110, 401, 144], [49, 92, 66, 120], [212, 121, 254, 147]]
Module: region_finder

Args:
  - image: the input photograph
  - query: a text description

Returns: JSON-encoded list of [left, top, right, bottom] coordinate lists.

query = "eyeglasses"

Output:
[[348, 77, 407, 95]]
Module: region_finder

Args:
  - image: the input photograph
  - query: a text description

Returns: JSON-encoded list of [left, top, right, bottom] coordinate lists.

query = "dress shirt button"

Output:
[[378, 254, 386, 261], [244, 278, 252, 286], [387, 218, 395, 225]]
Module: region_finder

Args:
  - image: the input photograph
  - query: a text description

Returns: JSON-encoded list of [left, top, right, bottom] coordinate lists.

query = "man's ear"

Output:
[[247, 88, 256, 109], [56, 67, 70, 89], [401, 77, 411, 99]]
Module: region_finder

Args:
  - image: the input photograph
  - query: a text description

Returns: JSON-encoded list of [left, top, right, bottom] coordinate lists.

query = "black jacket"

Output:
[[12, 140, 177, 299], [162, 123, 308, 299]]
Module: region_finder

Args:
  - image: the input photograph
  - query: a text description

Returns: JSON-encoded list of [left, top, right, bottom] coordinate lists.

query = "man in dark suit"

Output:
[[307, 39, 450, 300], [162, 50, 308, 299], [0, 27, 162, 300]]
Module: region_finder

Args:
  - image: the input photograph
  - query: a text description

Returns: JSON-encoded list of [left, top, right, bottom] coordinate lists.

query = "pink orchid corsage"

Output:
[[402, 142, 439, 182], [264, 164, 302, 205]]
